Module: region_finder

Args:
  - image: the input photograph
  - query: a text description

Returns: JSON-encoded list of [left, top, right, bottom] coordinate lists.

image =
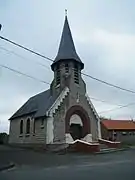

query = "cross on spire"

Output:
[[65, 9, 67, 16]]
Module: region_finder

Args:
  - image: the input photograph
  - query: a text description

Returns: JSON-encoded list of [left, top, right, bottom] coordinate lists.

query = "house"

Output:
[[101, 119, 135, 144], [9, 14, 101, 148]]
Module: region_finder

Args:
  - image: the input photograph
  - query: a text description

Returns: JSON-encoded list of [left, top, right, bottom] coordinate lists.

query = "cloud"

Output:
[[73, 26, 135, 120], [81, 29, 135, 119], [93, 29, 135, 65], [91, 29, 135, 90]]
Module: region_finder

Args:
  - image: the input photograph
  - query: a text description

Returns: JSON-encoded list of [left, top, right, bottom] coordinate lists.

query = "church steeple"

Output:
[[51, 12, 84, 70]]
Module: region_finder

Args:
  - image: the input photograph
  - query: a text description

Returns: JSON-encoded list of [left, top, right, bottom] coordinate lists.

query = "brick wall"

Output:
[[9, 115, 47, 145], [69, 141, 100, 153]]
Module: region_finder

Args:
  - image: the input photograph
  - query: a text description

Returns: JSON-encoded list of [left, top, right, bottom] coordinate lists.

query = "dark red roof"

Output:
[[101, 119, 135, 130]]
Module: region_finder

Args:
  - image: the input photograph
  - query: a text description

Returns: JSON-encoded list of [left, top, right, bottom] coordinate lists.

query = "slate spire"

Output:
[[51, 12, 84, 70]]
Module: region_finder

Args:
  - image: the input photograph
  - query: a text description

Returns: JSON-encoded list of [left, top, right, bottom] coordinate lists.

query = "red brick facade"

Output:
[[69, 141, 100, 153]]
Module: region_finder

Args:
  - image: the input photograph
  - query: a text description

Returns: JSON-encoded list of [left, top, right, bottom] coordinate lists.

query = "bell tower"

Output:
[[50, 12, 87, 98]]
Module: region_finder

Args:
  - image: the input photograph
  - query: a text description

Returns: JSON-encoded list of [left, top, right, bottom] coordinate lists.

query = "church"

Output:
[[9, 14, 101, 147]]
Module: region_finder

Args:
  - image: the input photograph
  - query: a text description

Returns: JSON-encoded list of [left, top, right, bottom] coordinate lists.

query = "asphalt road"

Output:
[[0, 146, 135, 180]]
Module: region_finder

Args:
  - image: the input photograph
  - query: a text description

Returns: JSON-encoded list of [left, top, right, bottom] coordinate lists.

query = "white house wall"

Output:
[[46, 116, 54, 144]]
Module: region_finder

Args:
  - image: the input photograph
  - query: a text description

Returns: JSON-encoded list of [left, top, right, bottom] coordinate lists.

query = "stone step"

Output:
[[101, 148, 117, 151]]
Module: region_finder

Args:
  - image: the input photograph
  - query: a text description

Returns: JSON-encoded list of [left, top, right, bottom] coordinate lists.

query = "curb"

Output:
[[130, 146, 135, 149], [95, 148, 130, 155], [0, 163, 15, 172]]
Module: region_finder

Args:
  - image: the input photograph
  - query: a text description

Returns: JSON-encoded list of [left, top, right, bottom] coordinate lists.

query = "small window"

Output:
[[41, 118, 44, 126], [20, 120, 23, 134], [26, 118, 30, 134], [76, 92, 80, 103], [41, 118, 44, 129], [122, 132, 127, 135], [65, 64, 69, 73], [74, 64, 79, 84], [113, 131, 117, 137]]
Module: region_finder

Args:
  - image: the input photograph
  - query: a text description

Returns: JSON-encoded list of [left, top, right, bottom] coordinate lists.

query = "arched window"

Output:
[[74, 64, 79, 84], [20, 120, 23, 134], [56, 64, 60, 86], [26, 118, 30, 134], [65, 63, 69, 73]]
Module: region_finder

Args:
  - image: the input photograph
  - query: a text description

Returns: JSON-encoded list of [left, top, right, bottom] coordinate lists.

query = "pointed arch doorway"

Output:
[[69, 114, 83, 140], [65, 105, 91, 141]]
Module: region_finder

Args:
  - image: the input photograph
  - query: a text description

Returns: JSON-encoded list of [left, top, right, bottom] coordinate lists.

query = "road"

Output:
[[0, 146, 135, 180]]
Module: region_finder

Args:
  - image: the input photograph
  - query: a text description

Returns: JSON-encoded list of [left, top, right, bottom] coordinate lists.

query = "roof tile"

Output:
[[101, 119, 135, 130], [9, 89, 57, 120]]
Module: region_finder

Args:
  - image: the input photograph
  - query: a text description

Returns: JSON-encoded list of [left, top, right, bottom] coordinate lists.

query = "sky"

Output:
[[1, 0, 135, 133]]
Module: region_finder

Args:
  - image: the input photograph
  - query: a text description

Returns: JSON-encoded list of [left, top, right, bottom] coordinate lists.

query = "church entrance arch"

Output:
[[65, 105, 90, 139], [69, 114, 83, 140]]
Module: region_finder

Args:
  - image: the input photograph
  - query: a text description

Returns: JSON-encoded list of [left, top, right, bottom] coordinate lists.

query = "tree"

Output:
[[0, 132, 9, 144]]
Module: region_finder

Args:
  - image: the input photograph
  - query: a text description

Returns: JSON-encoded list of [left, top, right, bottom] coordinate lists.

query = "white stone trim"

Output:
[[46, 116, 54, 144], [85, 93, 101, 139], [99, 138, 120, 144], [65, 133, 74, 143], [82, 134, 92, 142], [69, 139, 99, 145], [46, 87, 69, 117]]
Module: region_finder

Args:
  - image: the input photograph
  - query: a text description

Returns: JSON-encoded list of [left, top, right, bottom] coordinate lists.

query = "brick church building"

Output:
[[9, 14, 101, 147]]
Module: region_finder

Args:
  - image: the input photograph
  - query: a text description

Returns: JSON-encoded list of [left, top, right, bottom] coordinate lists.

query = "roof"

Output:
[[9, 89, 57, 120], [51, 15, 84, 70], [101, 119, 135, 130]]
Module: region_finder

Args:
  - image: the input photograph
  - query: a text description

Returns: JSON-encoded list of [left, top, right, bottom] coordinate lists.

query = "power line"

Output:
[[0, 62, 124, 107], [98, 102, 135, 114], [0, 64, 50, 85], [70, 93, 123, 107], [1, 62, 135, 114], [0, 45, 50, 70], [82, 72, 135, 94], [1, 63, 126, 107], [0, 36, 53, 62], [90, 97, 122, 106], [0, 35, 135, 114], [1, 35, 135, 95]]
